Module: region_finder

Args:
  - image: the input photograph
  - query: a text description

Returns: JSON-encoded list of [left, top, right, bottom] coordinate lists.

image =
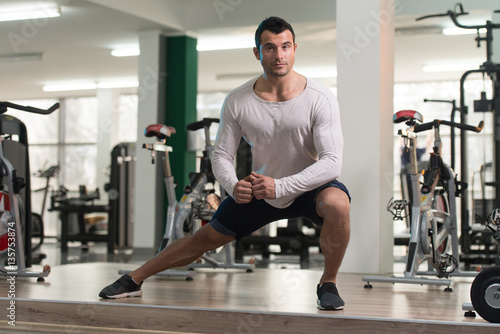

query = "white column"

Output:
[[336, 0, 395, 274], [133, 30, 165, 249]]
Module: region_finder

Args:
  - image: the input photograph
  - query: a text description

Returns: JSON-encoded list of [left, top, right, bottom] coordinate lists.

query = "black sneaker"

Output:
[[99, 274, 142, 299], [317, 282, 344, 310]]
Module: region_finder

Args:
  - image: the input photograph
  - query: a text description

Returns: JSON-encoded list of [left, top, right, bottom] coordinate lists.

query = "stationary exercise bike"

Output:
[[0, 101, 58, 282], [363, 109, 483, 290], [119, 118, 252, 280], [31, 164, 59, 251]]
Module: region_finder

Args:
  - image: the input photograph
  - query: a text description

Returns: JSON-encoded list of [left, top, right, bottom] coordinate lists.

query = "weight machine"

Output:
[[417, 3, 500, 265], [415, 4, 500, 323], [0, 101, 58, 281]]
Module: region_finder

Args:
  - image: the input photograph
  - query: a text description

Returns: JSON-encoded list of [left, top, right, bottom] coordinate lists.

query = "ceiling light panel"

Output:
[[43, 80, 139, 92], [0, 52, 44, 63], [422, 63, 480, 72], [197, 37, 254, 51], [442, 27, 487, 36], [0, 3, 60, 22], [111, 49, 140, 57]]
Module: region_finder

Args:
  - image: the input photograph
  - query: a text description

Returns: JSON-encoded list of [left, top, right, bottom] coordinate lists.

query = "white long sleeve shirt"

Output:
[[211, 76, 343, 209]]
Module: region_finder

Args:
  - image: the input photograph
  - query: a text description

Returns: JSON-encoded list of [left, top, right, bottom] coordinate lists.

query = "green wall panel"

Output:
[[164, 35, 198, 199]]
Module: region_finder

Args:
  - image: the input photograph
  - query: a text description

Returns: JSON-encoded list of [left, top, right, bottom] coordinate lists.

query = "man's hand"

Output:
[[249, 172, 276, 200], [233, 177, 253, 204]]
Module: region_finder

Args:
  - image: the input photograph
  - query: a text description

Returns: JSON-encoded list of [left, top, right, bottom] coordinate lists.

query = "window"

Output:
[[5, 95, 138, 236]]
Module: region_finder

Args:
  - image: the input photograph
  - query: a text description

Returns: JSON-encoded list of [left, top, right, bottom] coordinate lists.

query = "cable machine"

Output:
[[417, 3, 500, 264]]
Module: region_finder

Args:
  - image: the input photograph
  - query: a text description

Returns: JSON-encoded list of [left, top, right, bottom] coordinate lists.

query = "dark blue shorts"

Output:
[[209, 180, 350, 239]]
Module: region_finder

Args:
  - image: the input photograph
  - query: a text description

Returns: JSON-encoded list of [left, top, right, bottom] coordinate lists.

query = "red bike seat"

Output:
[[393, 110, 423, 124], [144, 124, 176, 140]]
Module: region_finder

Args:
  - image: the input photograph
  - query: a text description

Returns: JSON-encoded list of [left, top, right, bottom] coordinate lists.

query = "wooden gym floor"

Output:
[[0, 253, 499, 333]]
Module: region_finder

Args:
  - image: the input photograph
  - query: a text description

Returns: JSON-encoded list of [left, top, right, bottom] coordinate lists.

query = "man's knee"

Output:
[[316, 187, 350, 219], [190, 224, 234, 251]]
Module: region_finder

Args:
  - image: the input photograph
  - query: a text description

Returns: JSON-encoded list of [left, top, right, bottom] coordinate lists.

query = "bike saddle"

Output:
[[144, 124, 176, 140], [393, 110, 423, 124]]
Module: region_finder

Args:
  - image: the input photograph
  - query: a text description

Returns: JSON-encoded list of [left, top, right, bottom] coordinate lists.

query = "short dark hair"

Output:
[[254, 16, 295, 48]]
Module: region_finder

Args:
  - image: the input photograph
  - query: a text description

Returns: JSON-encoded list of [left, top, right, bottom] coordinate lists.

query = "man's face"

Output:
[[253, 29, 297, 79]]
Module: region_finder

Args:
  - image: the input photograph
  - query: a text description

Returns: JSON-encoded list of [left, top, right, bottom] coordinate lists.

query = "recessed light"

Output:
[[111, 49, 140, 57], [0, 3, 60, 23], [422, 63, 480, 72], [0, 52, 44, 63], [97, 81, 138, 89], [43, 81, 138, 92], [43, 83, 97, 92], [197, 39, 254, 51], [442, 27, 487, 36]]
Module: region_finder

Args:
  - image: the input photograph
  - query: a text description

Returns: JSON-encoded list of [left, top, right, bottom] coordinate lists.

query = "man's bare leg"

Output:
[[316, 187, 351, 284], [314, 186, 350, 310], [99, 224, 235, 299], [129, 224, 235, 284]]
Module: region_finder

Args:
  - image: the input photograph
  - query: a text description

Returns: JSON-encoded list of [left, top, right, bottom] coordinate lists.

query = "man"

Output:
[[99, 16, 350, 311]]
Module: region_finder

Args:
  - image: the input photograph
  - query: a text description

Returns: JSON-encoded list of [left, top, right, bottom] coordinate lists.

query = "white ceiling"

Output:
[[0, 0, 498, 100]]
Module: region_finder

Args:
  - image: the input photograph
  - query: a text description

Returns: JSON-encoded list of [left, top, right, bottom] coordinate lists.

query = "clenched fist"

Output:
[[248, 172, 276, 200], [233, 177, 253, 204]]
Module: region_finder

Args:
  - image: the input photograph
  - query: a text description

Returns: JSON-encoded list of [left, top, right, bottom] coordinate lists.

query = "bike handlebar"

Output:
[[187, 118, 219, 131], [414, 119, 484, 133], [0, 101, 60, 115], [416, 3, 500, 30], [416, 3, 468, 22], [424, 98, 455, 105]]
